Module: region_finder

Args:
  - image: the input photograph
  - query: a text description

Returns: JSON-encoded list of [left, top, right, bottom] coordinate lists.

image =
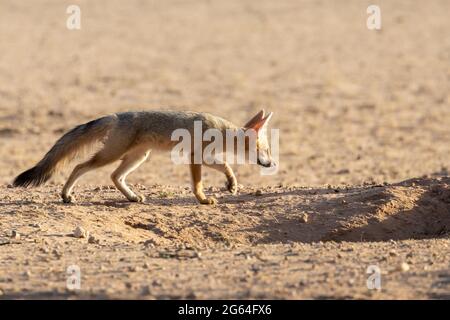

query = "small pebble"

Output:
[[400, 262, 410, 272], [299, 213, 309, 223], [52, 249, 62, 258], [255, 190, 263, 196], [141, 286, 151, 295], [125, 282, 133, 289], [88, 235, 99, 244], [152, 279, 162, 287], [11, 230, 20, 240], [40, 247, 50, 254], [128, 266, 141, 272], [73, 226, 89, 238]]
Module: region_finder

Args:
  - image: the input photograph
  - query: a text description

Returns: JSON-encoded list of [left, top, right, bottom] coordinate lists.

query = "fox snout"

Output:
[[257, 149, 276, 168], [257, 158, 276, 168]]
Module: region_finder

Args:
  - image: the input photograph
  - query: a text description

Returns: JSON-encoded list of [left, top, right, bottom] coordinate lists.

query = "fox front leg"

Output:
[[222, 162, 237, 194], [204, 162, 238, 195], [189, 163, 218, 205]]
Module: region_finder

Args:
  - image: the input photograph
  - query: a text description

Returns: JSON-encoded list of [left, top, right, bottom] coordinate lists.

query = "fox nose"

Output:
[[257, 159, 273, 167]]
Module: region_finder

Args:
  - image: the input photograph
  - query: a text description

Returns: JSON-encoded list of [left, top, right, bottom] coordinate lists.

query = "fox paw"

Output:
[[62, 194, 73, 203], [226, 181, 238, 195], [128, 194, 145, 203], [199, 197, 218, 205]]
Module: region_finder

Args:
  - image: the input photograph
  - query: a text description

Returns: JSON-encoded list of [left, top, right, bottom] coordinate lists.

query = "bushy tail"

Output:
[[13, 115, 116, 187]]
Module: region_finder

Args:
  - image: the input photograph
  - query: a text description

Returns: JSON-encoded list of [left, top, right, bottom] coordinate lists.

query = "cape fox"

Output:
[[13, 110, 275, 205]]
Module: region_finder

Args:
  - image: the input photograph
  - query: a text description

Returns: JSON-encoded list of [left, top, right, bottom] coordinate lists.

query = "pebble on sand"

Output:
[[400, 262, 410, 272], [389, 250, 398, 257], [73, 226, 89, 239], [299, 213, 309, 223], [88, 235, 99, 244], [11, 230, 20, 240]]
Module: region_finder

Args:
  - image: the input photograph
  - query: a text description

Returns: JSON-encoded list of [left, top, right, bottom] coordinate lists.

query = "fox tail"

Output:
[[13, 115, 116, 187]]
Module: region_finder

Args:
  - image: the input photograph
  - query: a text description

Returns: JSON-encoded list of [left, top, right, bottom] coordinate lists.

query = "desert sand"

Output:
[[0, 0, 449, 299]]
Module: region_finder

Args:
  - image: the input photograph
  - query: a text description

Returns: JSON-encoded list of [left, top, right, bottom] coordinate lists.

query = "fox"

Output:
[[13, 110, 275, 205]]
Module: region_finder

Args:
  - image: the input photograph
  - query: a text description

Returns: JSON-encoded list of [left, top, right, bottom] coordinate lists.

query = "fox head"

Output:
[[243, 110, 276, 168]]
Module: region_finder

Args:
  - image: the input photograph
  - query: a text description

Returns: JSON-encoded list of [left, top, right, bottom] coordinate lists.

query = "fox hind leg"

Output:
[[111, 149, 150, 202], [62, 154, 119, 203], [61, 139, 129, 203]]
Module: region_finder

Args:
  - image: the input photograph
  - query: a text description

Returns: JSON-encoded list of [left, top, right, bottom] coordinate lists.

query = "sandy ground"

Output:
[[0, 0, 449, 299]]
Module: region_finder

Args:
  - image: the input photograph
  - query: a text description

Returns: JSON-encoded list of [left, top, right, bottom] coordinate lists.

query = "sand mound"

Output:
[[322, 178, 450, 241]]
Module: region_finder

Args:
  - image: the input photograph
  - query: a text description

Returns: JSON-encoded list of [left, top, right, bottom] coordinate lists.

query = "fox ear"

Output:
[[251, 112, 273, 132], [244, 109, 265, 128], [247, 112, 273, 134]]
